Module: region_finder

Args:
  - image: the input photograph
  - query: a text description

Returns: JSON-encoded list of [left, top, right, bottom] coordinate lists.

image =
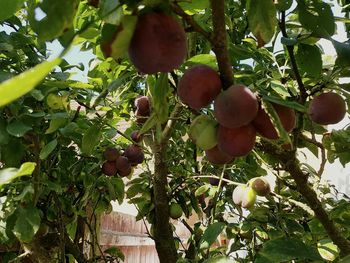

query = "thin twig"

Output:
[[171, 2, 212, 41], [279, 11, 307, 103]]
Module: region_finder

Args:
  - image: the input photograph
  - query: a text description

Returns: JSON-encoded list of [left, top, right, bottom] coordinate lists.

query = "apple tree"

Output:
[[0, 0, 350, 262]]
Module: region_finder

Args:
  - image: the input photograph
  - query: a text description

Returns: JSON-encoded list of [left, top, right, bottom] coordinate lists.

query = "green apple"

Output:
[[241, 186, 257, 209], [189, 115, 218, 150], [169, 203, 183, 219]]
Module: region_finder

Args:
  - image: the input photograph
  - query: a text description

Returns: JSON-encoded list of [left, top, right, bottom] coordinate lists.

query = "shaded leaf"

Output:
[[82, 125, 102, 155], [39, 139, 58, 160], [0, 0, 25, 22], [6, 121, 32, 137], [298, 1, 335, 37], [246, 0, 277, 44], [296, 44, 322, 77], [199, 222, 225, 249], [14, 205, 41, 243], [259, 237, 322, 262]]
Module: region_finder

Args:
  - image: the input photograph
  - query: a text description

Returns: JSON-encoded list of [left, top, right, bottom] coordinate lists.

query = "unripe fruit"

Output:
[[249, 177, 270, 196], [241, 187, 257, 209], [178, 65, 222, 110], [131, 130, 143, 143], [214, 85, 258, 128], [128, 12, 187, 74], [252, 103, 296, 140], [124, 144, 144, 165], [116, 156, 132, 177], [103, 147, 120, 161], [135, 96, 151, 115], [189, 115, 218, 150], [232, 185, 246, 206], [169, 203, 183, 219], [102, 161, 118, 176], [309, 92, 346, 125], [217, 124, 256, 157], [205, 145, 234, 165]]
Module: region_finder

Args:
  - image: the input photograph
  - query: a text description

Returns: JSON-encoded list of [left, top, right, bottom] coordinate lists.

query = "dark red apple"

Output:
[[217, 124, 256, 157], [177, 65, 222, 110], [102, 161, 118, 176], [252, 103, 296, 140], [128, 12, 187, 74], [103, 147, 120, 161], [214, 85, 258, 128], [135, 96, 150, 115], [116, 156, 132, 177], [124, 144, 144, 165], [131, 130, 143, 143], [205, 145, 235, 165], [309, 92, 346, 125]]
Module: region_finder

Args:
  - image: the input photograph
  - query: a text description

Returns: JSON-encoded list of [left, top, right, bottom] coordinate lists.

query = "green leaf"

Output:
[[298, 1, 335, 37], [6, 121, 32, 137], [195, 184, 210, 197], [150, 73, 169, 124], [296, 44, 322, 77], [186, 54, 218, 70], [0, 0, 25, 22], [0, 162, 36, 187], [259, 237, 322, 262], [106, 15, 138, 59], [14, 205, 41, 243], [261, 94, 306, 113], [139, 113, 157, 134], [45, 118, 67, 134], [0, 58, 61, 108], [0, 118, 9, 145], [28, 0, 79, 42], [199, 222, 225, 250], [39, 139, 58, 160], [82, 125, 102, 155], [332, 40, 350, 67], [178, 0, 209, 15], [203, 257, 235, 263], [99, 0, 123, 24], [104, 246, 125, 260], [246, 0, 277, 44], [317, 239, 339, 261]]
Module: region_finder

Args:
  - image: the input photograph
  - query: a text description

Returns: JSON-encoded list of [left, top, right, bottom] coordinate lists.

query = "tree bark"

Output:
[[152, 145, 178, 263], [260, 142, 350, 257]]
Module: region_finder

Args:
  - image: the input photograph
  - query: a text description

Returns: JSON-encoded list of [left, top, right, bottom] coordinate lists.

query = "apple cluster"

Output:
[[232, 177, 271, 209], [101, 131, 144, 177], [181, 66, 298, 164]]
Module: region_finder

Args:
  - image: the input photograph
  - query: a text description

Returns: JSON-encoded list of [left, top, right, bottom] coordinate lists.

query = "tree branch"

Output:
[[171, 3, 212, 41], [279, 11, 307, 103], [259, 141, 350, 257], [210, 0, 234, 89]]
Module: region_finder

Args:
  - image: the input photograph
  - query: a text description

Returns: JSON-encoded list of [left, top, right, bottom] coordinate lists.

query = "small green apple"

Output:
[[241, 186, 257, 209], [169, 203, 183, 219], [189, 115, 218, 150]]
